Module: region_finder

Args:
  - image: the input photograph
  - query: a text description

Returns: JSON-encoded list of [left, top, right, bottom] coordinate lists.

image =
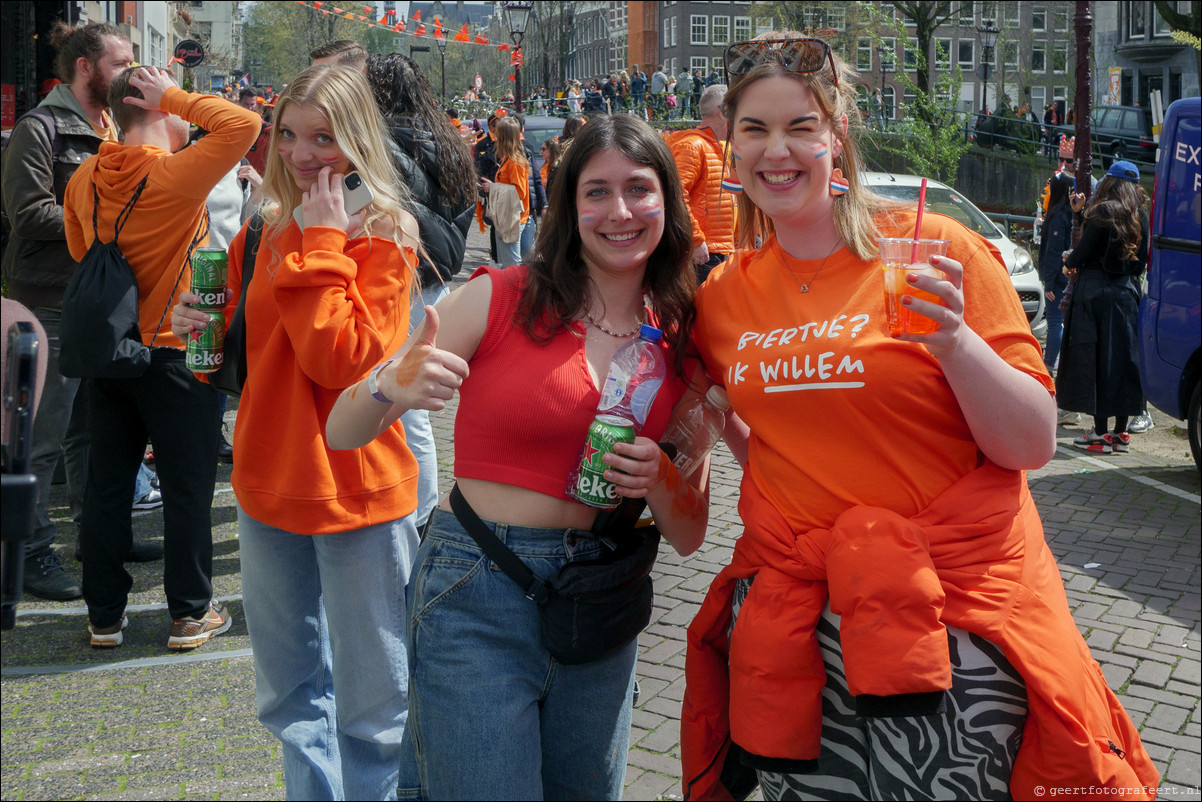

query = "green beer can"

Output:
[[191, 247, 228, 310], [570, 414, 635, 509], [185, 310, 225, 373]]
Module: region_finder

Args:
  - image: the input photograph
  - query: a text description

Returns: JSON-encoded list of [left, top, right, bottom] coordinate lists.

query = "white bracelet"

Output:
[[366, 360, 393, 404]]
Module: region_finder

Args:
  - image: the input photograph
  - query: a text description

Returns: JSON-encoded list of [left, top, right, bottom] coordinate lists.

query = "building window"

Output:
[[1052, 42, 1068, 74], [712, 56, 723, 73], [980, 2, 998, 22], [858, 37, 873, 71], [880, 37, 896, 72], [691, 15, 708, 45], [882, 85, 896, 120], [934, 37, 952, 69], [734, 16, 751, 41], [1004, 1, 1020, 28], [880, 3, 897, 22], [1003, 40, 1019, 69], [713, 16, 730, 45], [1031, 85, 1046, 114], [959, 1, 975, 26], [957, 38, 975, 68], [827, 6, 846, 31], [671, 17, 678, 47], [691, 56, 709, 73], [904, 37, 920, 71], [1032, 5, 1047, 31], [1127, 1, 1147, 38], [1052, 7, 1069, 31], [664, 18, 670, 49], [1031, 41, 1046, 72]]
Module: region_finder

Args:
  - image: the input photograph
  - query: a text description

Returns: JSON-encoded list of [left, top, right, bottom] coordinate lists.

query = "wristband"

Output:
[[366, 360, 393, 404]]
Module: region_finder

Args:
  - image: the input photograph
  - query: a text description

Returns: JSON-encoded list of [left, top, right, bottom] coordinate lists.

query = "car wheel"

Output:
[[1189, 380, 1201, 474]]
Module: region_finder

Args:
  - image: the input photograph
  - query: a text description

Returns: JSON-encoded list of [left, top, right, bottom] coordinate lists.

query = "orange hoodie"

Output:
[[666, 126, 738, 255], [63, 87, 261, 350]]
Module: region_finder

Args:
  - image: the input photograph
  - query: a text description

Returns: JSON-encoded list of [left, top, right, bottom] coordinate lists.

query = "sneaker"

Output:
[[1128, 412, 1154, 434], [1073, 430, 1113, 454], [132, 488, 163, 511], [1111, 432, 1132, 453], [88, 614, 129, 648], [1057, 409, 1081, 425], [23, 547, 83, 600], [168, 602, 232, 650]]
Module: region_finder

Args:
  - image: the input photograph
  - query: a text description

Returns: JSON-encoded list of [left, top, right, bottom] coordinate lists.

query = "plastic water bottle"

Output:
[[596, 325, 666, 434], [663, 385, 731, 479]]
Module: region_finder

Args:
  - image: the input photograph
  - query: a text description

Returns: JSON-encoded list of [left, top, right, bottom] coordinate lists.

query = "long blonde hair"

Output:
[[260, 65, 416, 259], [722, 31, 896, 260]]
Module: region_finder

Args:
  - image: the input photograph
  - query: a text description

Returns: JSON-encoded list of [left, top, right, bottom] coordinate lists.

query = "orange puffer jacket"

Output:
[[680, 461, 1159, 801], [667, 126, 738, 255]]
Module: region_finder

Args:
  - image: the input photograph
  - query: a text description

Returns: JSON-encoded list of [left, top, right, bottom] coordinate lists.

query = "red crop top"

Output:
[[454, 264, 689, 500]]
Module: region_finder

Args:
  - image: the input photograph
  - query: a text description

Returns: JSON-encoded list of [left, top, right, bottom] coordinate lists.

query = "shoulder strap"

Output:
[[240, 212, 263, 295], [449, 484, 549, 603], [96, 174, 150, 243]]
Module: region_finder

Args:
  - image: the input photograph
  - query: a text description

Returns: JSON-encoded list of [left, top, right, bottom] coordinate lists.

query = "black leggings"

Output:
[[1095, 415, 1129, 435]]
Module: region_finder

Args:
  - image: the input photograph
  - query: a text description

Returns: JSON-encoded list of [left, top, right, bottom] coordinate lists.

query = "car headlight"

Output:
[[1010, 248, 1035, 275]]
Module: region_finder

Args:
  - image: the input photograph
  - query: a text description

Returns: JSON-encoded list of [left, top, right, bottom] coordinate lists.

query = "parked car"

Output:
[[862, 172, 1047, 337], [1138, 97, 1201, 471], [1053, 105, 1156, 167]]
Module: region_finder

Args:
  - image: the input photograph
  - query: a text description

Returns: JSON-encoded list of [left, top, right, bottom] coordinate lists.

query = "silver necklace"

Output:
[[584, 309, 644, 338], [785, 240, 842, 293]]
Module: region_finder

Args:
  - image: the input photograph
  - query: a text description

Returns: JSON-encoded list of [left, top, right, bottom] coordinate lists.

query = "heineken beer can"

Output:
[[571, 414, 636, 509], [185, 310, 225, 373], [190, 247, 228, 310]]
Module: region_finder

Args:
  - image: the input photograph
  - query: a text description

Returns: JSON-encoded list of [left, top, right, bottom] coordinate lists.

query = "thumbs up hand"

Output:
[[378, 306, 469, 411]]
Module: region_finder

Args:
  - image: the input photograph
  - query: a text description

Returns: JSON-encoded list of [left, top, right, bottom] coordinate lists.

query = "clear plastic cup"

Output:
[[877, 238, 951, 335]]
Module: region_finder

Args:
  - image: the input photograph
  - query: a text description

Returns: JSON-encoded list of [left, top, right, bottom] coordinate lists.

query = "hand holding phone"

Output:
[[293, 169, 374, 232]]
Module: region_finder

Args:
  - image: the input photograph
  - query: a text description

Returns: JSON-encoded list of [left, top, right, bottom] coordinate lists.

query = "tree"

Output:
[[243, 2, 362, 87], [1153, 0, 1202, 84]]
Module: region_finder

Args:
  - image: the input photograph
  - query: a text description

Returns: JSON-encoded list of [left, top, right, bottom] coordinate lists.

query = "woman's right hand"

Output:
[[377, 306, 469, 411], [171, 291, 213, 339]]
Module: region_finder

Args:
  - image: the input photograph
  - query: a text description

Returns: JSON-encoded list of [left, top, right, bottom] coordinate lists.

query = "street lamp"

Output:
[[503, 1, 533, 113], [977, 19, 999, 114], [434, 34, 448, 101]]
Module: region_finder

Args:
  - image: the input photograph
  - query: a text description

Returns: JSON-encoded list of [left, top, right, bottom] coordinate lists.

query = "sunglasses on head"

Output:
[[722, 38, 838, 89]]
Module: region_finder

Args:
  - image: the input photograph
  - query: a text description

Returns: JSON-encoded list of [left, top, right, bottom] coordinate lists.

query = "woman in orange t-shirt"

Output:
[[478, 115, 529, 266], [680, 32, 1157, 802]]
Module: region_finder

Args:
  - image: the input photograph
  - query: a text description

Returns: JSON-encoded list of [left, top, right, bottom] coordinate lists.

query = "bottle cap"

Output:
[[639, 324, 663, 341], [704, 385, 731, 411]]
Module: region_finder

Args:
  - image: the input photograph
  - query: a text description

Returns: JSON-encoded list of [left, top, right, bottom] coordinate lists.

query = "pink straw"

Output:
[[911, 178, 928, 264]]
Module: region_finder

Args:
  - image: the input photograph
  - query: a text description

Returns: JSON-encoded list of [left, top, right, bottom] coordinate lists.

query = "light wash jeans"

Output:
[[397, 508, 636, 800], [519, 215, 537, 262], [401, 283, 451, 528], [238, 506, 419, 801], [496, 234, 522, 267]]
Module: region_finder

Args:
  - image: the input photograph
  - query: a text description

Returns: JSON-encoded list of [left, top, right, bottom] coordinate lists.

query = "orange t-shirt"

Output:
[[494, 157, 530, 225], [693, 211, 1053, 533]]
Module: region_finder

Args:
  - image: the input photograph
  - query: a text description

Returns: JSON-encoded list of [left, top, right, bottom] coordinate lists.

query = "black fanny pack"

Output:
[[449, 484, 660, 665]]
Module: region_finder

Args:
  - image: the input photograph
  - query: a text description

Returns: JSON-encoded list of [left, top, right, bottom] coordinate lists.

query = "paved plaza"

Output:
[[2, 230, 1200, 800]]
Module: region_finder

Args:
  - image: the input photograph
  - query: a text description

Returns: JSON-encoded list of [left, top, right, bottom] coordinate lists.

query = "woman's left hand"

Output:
[[298, 167, 364, 234], [894, 253, 966, 362], [602, 437, 676, 499]]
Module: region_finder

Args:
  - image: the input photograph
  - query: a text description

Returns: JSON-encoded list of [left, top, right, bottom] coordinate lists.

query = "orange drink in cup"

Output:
[[878, 238, 950, 335]]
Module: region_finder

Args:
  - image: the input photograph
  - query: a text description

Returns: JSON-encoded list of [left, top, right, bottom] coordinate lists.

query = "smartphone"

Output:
[[293, 171, 375, 228]]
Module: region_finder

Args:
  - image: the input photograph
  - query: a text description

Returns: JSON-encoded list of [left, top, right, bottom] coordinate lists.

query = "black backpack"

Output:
[[59, 176, 153, 379]]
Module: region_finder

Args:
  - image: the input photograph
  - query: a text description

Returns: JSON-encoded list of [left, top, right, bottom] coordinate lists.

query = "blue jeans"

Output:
[[401, 282, 451, 528], [1043, 271, 1069, 373], [398, 508, 637, 800], [238, 507, 419, 801], [519, 216, 537, 262], [496, 233, 522, 267]]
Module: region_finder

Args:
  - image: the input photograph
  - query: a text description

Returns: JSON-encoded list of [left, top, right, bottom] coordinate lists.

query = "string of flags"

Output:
[[293, 2, 500, 49]]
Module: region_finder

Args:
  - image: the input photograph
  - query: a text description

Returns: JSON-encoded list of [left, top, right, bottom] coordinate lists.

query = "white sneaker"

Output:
[[132, 489, 163, 511], [1128, 412, 1154, 433], [1057, 409, 1080, 425]]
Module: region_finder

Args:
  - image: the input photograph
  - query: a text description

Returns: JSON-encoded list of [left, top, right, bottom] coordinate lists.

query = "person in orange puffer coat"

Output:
[[667, 84, 738, 284]]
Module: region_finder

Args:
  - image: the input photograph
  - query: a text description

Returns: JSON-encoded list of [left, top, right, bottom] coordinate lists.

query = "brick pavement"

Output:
[[3, 229, 1199, 800]]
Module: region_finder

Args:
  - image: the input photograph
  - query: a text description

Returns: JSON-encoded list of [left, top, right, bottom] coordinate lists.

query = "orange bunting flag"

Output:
[[331, 6, 342, 12], [455, 23, 471, 42], [378, 16, 387, 25], [433, 18, 444, 39], [509, 75, 516, 81], [363, 4, 371, 13], [392, 22, 405, 32], [345, 13, 354, 19], [411, 9, 421, 21], [313, 1, 322, 6], [474, 33, 490, 44], [168, 55, 185, 65], [498, 43, 510, 52], [416, 23, 426, 35]]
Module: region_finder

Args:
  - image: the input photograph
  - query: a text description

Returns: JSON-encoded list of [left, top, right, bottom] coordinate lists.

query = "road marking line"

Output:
[[1, 648, 254, 677], [1056, 446, 1201, 504]]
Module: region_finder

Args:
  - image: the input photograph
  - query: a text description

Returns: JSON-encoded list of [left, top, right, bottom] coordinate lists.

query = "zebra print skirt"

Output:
[[730, 578, 1028, 801]]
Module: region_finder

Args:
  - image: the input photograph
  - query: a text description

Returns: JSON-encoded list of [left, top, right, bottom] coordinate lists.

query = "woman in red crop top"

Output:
[[327, 115, 710, 799]]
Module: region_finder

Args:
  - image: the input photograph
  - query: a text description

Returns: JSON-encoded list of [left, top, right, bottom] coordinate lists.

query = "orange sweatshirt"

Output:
[[64, 87, 261, 350], [494, 157, 530, 225], [221, 222, 418, 534]]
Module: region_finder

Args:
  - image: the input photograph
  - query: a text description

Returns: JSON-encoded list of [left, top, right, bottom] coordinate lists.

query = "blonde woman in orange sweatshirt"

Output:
[[478, 115, 529, 266], [171, 65, 423, 800]]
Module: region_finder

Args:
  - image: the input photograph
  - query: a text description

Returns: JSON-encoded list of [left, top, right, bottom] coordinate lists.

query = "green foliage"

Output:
[[879, 64, 972, 183], [243, 2, 362, 88], [1170, 29, 1201, 50]]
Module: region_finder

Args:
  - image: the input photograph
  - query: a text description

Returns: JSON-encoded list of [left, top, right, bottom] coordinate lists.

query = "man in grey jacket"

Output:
[[0, 22, 155, 600]]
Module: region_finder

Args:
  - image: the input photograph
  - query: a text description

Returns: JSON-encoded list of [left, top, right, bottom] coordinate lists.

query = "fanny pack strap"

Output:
[[450, 484, 550, 603]]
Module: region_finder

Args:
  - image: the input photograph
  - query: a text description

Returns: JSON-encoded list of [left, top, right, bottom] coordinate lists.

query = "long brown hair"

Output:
[[493, 117, 528, 168], [519, 114, 696, 381], [1083, 175, 1149, 262], [722, 31, 897, 260]]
